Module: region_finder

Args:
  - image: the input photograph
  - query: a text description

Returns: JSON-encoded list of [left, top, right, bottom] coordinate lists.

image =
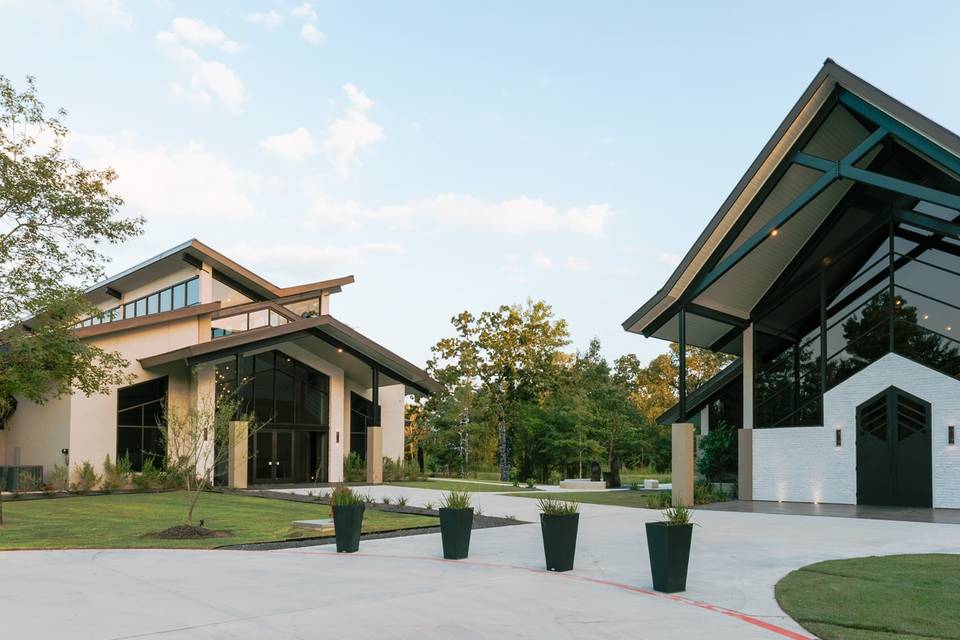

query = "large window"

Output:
[[79, 276, 200, 328], [116, 377, 167, 471], [211, 308, 288, 339], [216, 350, 329, 428], [753, 212, 960, 428], [349, 392, 380, 456]]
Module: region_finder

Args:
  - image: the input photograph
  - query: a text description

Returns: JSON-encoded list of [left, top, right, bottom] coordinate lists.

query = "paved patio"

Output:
[[4, 485, 958, 639]]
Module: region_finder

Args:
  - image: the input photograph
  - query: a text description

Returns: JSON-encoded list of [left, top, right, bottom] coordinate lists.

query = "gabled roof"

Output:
[[85, 239, 355, 307], [623, 59, 960, 348]]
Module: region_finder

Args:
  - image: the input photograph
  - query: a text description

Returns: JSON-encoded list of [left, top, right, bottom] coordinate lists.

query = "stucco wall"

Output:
[[4, 393, 71, 482], [753, 353, 960, 508], [67, 317, 201, 481]]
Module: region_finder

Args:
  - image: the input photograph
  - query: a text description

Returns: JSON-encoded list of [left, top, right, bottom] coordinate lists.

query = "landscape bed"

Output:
[[0, 490, 437, 550]]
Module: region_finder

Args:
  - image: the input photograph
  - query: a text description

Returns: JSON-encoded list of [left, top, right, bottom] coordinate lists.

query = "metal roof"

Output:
[[623, 59, 960, 340]]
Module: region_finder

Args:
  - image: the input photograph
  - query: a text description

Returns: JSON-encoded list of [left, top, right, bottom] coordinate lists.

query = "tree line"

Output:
[[410, 300, 733, 483]]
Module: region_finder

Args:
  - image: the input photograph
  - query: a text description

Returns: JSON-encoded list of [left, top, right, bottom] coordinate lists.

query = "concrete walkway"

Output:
[[4, 486, 959, 639]]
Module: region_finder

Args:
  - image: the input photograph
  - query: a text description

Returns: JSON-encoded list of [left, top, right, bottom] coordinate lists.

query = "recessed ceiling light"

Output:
[[770, 228, 779, 237]]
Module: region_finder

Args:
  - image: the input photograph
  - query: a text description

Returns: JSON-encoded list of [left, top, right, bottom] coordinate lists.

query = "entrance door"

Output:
[[252, 430, 294, 482], [856, 387, 932, 507], [251, 430, 324, 483]]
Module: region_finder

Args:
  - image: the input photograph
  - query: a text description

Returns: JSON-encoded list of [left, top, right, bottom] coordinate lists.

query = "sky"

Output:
[[4, 1, 960, 369]]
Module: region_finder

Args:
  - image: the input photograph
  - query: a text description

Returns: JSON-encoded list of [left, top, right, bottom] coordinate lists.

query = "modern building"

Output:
[[0, 239, 438, 486], [624, 60, 960, 509]]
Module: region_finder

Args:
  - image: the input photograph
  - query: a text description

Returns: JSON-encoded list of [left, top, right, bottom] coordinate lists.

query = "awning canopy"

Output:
[[624, 59, 960, 347]]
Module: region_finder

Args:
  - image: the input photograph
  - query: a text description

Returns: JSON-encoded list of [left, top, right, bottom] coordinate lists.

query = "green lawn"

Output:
[[388, 480, 536, 493], [0, 491, 437, 550], [620, 471, 672, 485], [508, 490, 660, 508], [776, 554, 960, 639]]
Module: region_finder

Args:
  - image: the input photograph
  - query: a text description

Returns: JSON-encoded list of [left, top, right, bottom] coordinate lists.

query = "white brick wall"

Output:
[[752, 353, 960, 508]]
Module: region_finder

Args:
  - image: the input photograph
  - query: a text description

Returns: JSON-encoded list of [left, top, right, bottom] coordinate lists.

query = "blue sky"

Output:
[[4, 1, 960, 368]]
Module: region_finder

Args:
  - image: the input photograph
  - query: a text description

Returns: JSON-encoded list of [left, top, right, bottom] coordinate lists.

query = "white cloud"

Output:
[[300, 23, 325, 44], [69, 132, 259, 220], [303, 192, 612, 236], [291, 2, 318, 21], [155, 22, 246, 114], [230, 242, 403, 267], [565, 256, 593, 271], [247, 10, 284, 29], [170, 17, 240, 53], [533, 250, 553, 269], [323, 84, 384, 177], [260, 127, 316, 163]]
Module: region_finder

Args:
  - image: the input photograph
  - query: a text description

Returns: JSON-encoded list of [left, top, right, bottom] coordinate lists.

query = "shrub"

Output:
[[344, 452, 365, 482], [403, 462, 423, 481], [70, 461, 101, 494], [697, 425, 737, 483], [102, 455, 133, 491], [330, 485, 364, 507], [18, 468, 41, 492], [382, 457, 402, 483], [629, 481, 641, 491], [647, 492, 672, 509], [661, 504, 694, 526], [537, 497, 579, 515], [132, 457, 163, 491], [396, 496, 408, 507], [440, 490, 472, 510], [525, 477, 537, 489], [423, 500, 435, 510], [380, 495, 392, 505], [49, 464, 69, 492], [547, 470, 562, 486]]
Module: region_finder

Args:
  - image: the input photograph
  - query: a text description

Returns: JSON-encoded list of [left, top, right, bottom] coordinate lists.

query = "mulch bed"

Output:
[[143, 525, 231, 540]]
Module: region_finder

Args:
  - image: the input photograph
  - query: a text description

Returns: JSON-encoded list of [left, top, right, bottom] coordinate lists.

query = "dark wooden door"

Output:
[[856, 387, 932, 507]]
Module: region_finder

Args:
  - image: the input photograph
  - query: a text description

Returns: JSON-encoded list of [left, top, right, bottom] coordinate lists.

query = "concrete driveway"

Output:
[[3, 485, 958, 639]]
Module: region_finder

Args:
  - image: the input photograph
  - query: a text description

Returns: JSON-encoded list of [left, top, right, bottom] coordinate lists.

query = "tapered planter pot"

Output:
[[645, 522, 693, 592], [439, 507, 474, 559], [332, 503, 365, 553], [540, 513, 579, 572]]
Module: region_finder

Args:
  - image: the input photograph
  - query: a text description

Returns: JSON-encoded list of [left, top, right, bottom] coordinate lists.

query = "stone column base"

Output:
[[228, 421, 249, 489], [672, 423, 694, 507], [366, 426, 383, 484]]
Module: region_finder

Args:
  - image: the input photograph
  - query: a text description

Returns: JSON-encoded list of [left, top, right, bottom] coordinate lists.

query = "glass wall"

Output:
[[753, 214, 960, 427], [116, 377, 167, 471]]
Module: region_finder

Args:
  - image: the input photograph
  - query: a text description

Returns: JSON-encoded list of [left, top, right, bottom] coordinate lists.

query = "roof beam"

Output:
[[689, 171, 837, 298], [685, 303, 749, 328], [841, 164, 960, 211], [839, 90, 960, 177]]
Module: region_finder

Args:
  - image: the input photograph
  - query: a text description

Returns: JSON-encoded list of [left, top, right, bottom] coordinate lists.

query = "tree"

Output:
[[615, 344, 736, 424], [161, 379, 259, 529], [0, 75, 143, 413], [428, 300, 570, 480]]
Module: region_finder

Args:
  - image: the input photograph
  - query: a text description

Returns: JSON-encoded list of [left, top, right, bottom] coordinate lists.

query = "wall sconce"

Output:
[[949, 425, 955, 446], [336, 432, 340, 444], [835, 428, 842, 448]]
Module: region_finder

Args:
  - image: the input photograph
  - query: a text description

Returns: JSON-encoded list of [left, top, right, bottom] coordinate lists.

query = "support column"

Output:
[[671, 423, 694, 507], [366, 426, 383, 484], [189, 364, 216, 481], [678, 308, 687, 422], [227, 421, 248, 489], [366, 366, 383, 484], [740, 323, 754, 500], [327, 370, 345, 483]]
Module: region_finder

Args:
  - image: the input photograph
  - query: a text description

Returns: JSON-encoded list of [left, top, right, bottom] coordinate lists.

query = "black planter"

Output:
[[332, 503, 365, 553], [540, 513, 579, 572], [439, 507, 474, 559], [645, 522, 693, 593]]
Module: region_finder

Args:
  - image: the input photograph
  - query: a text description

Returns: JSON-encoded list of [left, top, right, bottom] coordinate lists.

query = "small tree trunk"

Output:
[[498, 414, 509, 481]]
